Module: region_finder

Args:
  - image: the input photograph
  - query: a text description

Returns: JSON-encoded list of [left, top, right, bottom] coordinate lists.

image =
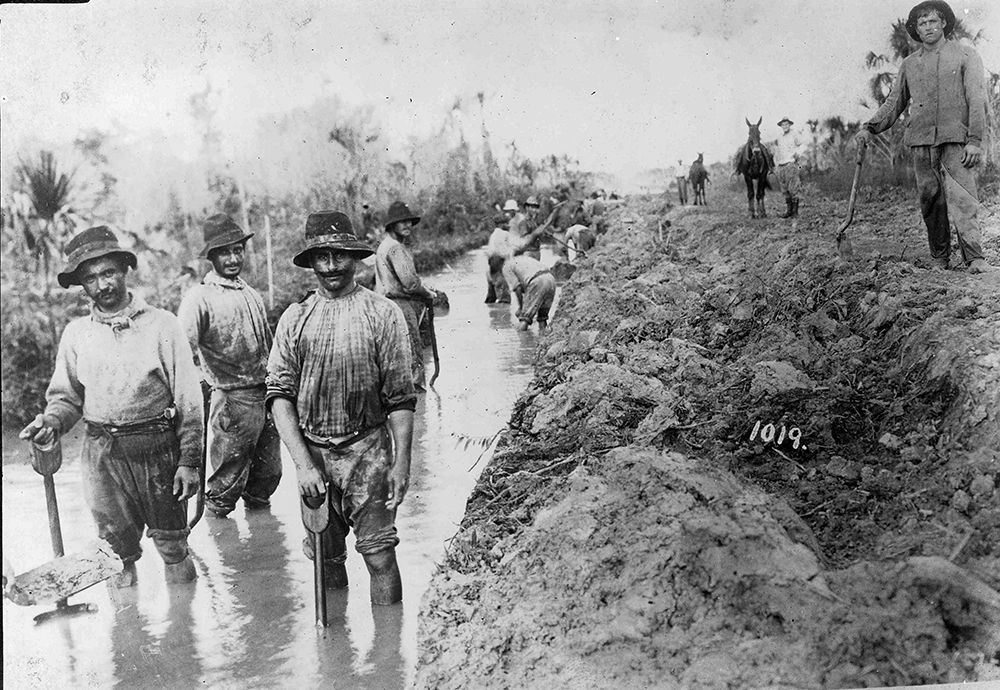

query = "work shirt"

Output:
[[502, 254, 551, 293], [177, 272, 272, 389], [509, 212, 541, 255], [772, 130, 804, 165], [265, 286, 416, 440], [44, 294, 204, 468], [486, 228, 513, 259], [375, 235, 424, 299], [865, 38, 986, 147]]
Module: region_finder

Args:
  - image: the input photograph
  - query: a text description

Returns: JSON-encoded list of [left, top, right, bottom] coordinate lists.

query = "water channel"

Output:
[[2, 247, 556, 689]]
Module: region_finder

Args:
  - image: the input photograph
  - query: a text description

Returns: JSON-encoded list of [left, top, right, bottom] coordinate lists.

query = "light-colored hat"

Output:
[[502, 199, 519, 212]]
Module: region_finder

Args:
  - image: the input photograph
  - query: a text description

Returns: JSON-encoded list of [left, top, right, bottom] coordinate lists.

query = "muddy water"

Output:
[[2, 247, 554, 689]]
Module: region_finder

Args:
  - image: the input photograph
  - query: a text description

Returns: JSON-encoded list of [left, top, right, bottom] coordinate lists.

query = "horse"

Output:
[[734, 117, 773, 218], [688, 153, 709, 206]]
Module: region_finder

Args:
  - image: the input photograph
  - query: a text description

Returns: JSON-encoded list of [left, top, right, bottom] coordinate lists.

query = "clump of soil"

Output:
[[416, 190, 1000, 688]]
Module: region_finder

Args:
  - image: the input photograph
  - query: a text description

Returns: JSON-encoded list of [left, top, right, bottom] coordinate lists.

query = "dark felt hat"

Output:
[[384, 201, 420, 229], [777, 116, 794, 126], [905, 0, 956, 42], [57, 226, 137, 289], [199, 214, 253, 258], [292, 210, 373, 267]]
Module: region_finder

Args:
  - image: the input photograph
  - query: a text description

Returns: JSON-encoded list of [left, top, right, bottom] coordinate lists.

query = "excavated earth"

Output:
[[415, 185, 1000, 689]]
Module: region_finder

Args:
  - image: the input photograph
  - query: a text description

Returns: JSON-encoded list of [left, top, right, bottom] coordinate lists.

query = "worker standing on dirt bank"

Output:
[[19, 226, 203, 587], [267, 211, 417, 604], [773, 117, 804, 218], [375, 201, 437, 391], [178, 214, 282, 519], [855, 0, 994, 274]]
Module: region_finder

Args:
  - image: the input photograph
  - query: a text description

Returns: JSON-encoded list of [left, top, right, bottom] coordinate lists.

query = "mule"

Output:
[[688, 153, 709, 206], [735, 117, 773, 218]]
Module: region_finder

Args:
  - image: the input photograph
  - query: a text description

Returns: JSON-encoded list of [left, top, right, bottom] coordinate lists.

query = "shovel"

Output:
[[301, 488, 331, 627], [836, 140, 867, 260], [4, 439, 118, 623]]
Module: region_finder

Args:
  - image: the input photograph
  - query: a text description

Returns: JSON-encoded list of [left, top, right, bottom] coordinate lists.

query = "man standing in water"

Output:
[[267, 210, 416, 604], [375, 201, 436, 391], [855, 0, 994, 273], [178, 214, 281, 519], [20, 226, 203, 586]]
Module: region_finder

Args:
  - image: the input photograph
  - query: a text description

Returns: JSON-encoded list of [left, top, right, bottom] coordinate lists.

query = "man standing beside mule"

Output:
[[267, 211, 417, 604], [773, 117, 804, 219], [19, 226, 202, 587], [178, 214, 281, 519], [855, 0, 994, 273], [375, 201, 436, 391]]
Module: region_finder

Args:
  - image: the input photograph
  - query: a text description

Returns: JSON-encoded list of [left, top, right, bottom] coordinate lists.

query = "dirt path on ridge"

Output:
[[414, 184, 1000, 689]]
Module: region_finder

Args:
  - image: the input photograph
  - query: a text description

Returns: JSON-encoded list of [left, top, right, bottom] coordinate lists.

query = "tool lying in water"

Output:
[[835, 140, 867, 260], [301, 488, 331, 627], [4, 438, 119, 622]]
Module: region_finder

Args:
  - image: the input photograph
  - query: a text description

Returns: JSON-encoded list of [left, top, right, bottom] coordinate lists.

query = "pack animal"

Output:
[[735, 117, 773, 218], [688, 154, 709, 206]]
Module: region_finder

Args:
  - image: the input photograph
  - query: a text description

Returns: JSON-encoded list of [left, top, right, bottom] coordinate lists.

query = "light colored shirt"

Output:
[[375, 235, 424, 299], [177, 272, 272, 390], [44, 294, 204, 467], [772, 129, 804, 165], [486, 229, 513, 258], [502, 254, 550, 293], [265, 286, 416, 440], [866, 38, 986, 147]]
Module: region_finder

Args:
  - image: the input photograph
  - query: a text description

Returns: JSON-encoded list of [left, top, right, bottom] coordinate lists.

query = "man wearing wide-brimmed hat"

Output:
[[856, 0, 994, 274], [509, 195, 543, 260], [267, 210, 416, 604], [20, 226, 204, 587], [772, 117, 805, 219], [374, 201, 437, 391], [178, 214, 281, 519]]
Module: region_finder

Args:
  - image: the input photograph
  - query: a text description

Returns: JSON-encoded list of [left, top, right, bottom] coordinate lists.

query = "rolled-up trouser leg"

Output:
[[939, 143, 985, 264], [913, 146, 952, 261]]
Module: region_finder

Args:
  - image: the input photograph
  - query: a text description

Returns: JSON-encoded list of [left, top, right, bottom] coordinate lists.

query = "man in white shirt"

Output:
[[773, 117, 804, 218]]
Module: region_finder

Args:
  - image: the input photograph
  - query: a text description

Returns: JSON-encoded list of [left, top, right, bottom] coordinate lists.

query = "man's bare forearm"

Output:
[[386, 409, 413, 470], [270, 397, 314, 471]]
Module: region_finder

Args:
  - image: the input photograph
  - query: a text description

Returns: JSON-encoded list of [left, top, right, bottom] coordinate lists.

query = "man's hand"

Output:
[[386, 461, 410, 511], [961, 143, 982, 168], [19, 414, 58, 446], [297, 464, 327, 498], [173, 466, 200, 501], [854, 129, 873, 148]]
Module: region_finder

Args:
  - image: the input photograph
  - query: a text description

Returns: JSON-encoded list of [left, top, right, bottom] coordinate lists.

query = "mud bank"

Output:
[[415, 191, 1000, 688]]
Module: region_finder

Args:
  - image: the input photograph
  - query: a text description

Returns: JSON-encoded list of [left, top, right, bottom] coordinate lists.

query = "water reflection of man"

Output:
[[267, 211, 417, 605]]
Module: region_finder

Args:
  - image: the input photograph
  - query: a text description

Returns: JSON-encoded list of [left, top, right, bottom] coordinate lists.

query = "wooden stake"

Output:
[[264, 214, 275, 310]]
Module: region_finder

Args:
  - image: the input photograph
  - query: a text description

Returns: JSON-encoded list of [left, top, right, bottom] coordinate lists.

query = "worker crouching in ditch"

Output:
[[266, 211, 417, 604], [19, 226, 203, 587]]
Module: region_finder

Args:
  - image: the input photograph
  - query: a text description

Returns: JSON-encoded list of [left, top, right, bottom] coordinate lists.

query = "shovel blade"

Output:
[[5, 540, 120, 606], [836, 233, 854, 260]]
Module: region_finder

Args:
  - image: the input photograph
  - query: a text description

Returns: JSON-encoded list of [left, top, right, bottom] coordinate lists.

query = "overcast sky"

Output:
[[2, 0, 998, 190]]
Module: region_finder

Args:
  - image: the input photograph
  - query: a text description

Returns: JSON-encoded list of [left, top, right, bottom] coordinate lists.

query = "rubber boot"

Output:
[[164, 556, 197, 584], [363, 549, 402, 605], [780, 194, 794, 218]]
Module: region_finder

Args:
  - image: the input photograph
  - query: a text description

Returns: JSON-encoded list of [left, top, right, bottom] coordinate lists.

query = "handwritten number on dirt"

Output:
[[749, 421, 804, 450]]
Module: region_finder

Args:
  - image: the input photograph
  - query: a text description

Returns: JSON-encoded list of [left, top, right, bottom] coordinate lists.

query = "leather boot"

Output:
[[780, 194, 794, 218]]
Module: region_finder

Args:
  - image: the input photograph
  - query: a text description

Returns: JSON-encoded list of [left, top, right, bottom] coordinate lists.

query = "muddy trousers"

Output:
[[912, 144, 984, 264], [205, 385, 282, 515], [485, 255, 511, 304], [82, 421, 191, 565], [391, 298, 426, 390], [301, 426, 400, 566]]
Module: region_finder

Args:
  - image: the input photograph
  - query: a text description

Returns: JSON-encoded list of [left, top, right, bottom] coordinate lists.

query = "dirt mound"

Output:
[[416, 190, 1000, 687]]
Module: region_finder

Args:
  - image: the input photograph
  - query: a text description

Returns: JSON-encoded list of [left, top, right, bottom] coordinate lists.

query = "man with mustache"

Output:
[[19, 226, 203, 586], [267, 210, 416, 604], [178, 214, 281, 519], [855, 0, 994, 274]]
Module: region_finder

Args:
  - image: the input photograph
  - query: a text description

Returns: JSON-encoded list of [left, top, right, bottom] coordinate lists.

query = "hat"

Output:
[[502, 199, 519, 212], [384, 201, 420, 229], [57, 226, 138, 289], [524, 195, 540, 208], [905, 0, 956, 42], [777, 117, 794, 126], [292, 211, 373, 267], [199, 214, 253, 258]]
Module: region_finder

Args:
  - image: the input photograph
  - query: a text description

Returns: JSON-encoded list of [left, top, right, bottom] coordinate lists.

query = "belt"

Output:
[[305, 424, 381, 450], [527, 269, 552, 284], [86, 406, 176, 436]]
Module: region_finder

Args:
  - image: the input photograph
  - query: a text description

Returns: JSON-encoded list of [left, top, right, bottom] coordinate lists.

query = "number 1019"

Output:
[[749, 421, 805, 449]]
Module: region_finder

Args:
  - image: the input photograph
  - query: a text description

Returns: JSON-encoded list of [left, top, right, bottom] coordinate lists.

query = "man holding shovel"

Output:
[[855, 0, 994, 274], [19, 226, 203, 587], [267, 210, 417, 605], [178, 214, 282, 519]]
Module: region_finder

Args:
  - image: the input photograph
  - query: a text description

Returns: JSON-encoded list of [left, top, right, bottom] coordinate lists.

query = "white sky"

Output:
[[2, 0, 998, 191]]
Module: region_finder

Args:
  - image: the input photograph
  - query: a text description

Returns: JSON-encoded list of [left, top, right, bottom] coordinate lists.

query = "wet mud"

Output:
[[416, 189, 1000, 688]]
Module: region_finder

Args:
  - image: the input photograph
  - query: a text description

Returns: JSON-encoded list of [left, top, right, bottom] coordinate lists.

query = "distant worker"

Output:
[[375, 201, 437, 391], [773, 118, 804, 218], [20, 226, 203, 587], [676, 160, 689, 205], [267, 210, 416, 604], [484, 224, 513, 304], [565, 223, 595, 263], [509, 196, 542, 260], [502, 251, 557, 332], [855, 0, 994, 274], [178, 214, 281, 519]]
